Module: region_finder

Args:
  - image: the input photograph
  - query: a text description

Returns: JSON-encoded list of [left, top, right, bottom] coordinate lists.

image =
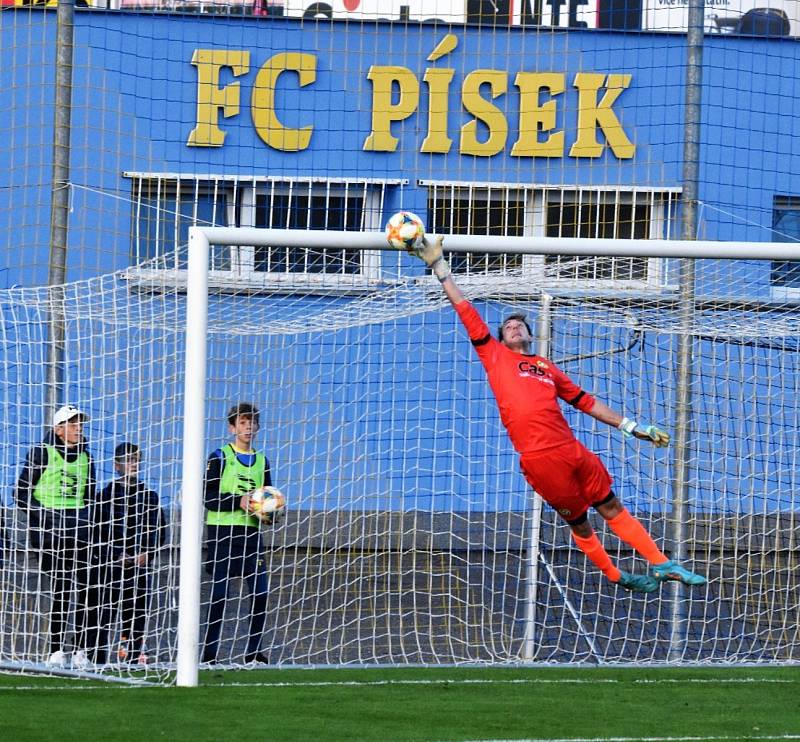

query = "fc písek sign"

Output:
[[187, 36, 635, 160]]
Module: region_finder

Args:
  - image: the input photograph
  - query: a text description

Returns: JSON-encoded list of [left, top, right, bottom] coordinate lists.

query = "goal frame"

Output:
[[177, 226, 800, 687]]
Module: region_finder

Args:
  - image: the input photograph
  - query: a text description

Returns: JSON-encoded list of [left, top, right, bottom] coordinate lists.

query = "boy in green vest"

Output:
[[201, 402, 282, 665], [16, 405, 105, 669]]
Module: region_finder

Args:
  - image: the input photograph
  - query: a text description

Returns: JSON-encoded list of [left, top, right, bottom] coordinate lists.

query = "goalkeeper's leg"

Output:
[[202, 566, 230, 663], [521, 447, 658, 592], [242, 535, 270, 664], [244, 562, 269, 663], [596, 495, 668, 564], [568, 515, 658, 593], [596, 496, 707, 587]]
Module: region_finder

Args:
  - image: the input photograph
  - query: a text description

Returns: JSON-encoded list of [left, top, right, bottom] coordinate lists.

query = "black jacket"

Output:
[[97, 478, 166, 565]]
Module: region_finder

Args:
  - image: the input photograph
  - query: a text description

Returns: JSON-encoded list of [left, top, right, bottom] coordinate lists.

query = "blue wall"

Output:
[[1, 12, 799, 512], [2, 13, 799, 284]]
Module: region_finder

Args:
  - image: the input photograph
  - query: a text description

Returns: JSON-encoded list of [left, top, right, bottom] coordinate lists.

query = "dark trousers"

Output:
[[39, 545, 105, 660], [202, 527, 269, 660], [107, 563, 151, 650]]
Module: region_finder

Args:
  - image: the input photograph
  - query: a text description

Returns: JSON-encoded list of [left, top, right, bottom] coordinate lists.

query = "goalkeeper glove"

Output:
[[412, 236, 450, 282], [618, 417, 670, 448]]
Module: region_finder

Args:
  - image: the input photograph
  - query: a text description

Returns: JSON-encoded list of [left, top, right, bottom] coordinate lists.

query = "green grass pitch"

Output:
[[0, 666, 798, 741]]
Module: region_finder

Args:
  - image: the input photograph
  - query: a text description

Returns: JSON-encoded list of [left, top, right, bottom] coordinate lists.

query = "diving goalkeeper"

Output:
[[412, 237, 706, 592]]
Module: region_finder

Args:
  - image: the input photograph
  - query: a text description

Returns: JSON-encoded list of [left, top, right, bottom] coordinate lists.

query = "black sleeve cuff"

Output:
[[567, 391, 586, 407]]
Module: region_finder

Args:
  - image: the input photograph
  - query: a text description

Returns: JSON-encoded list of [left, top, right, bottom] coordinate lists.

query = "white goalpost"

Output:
[[167, 225, 800, 686], [176, 228, 209, 688]]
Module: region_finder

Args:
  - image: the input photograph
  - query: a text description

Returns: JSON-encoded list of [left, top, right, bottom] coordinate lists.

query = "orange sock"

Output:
[[571, 531, 621, 582], [607, 508, 668, 565]]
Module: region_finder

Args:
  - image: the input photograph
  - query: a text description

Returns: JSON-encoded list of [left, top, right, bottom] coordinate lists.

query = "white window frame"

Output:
[[124, 172, 405, 294], [422, 179, 682, 293], [235, 178, 386, 279]]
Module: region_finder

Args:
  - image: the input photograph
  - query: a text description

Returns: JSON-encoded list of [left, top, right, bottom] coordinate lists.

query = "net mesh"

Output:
[[1, 257, 799, 679]]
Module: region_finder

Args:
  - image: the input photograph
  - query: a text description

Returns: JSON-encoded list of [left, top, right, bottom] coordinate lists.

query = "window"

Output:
[[250, 186, 364, 274], [427, 185, 526, 275], [126, 173, 401, 286], [132, 178, 230, 270], [771, 196, 800, 288], [424, 181, 680, 290], [543, 190, 654, 282]]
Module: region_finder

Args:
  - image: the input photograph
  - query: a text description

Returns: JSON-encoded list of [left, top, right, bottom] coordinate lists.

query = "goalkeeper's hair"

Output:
[[227, 402, 260, 428], [497, 313, 533, 343]]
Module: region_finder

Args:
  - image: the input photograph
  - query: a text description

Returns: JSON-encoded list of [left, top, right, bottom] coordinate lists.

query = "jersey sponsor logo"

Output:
[[518, 360, 545, 376], [517, 360, 555, 384]]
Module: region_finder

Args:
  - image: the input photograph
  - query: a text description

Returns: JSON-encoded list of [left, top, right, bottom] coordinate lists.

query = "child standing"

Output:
[[99, 442, 165, 665], [16, 405, 103, 668], [201, 402, 281, 665]]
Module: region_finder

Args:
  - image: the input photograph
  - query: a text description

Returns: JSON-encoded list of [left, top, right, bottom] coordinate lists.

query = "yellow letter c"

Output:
[[252, 52, 316, 151]]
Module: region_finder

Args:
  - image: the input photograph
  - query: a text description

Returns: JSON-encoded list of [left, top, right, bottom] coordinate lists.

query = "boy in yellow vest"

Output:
[[201, 402, 282, 665], [16, 405, 105, 669]]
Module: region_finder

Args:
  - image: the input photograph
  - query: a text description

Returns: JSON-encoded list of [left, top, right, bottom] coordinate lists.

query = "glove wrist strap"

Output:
[[618, 417, 638, 437], [431, 258, 451, 282]]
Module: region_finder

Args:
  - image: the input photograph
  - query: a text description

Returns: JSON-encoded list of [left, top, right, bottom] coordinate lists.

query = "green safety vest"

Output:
[[206, 444, 265, 528], [32, 445, 90, 510]]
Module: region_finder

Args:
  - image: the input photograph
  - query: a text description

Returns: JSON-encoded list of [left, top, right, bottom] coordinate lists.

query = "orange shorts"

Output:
[[519, 440, 613, 521]]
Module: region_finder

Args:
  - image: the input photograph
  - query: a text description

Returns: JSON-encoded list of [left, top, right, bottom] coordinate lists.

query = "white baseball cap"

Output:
[[52, 405, 89, 427]]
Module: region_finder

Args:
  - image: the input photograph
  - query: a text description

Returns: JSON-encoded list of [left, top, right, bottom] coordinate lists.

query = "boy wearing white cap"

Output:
[[15, 405, 105, 669]]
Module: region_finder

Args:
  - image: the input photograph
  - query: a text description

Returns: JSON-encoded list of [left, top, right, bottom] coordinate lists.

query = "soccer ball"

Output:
[[249, 486, 286, 523], [385, 211, 425, 252]]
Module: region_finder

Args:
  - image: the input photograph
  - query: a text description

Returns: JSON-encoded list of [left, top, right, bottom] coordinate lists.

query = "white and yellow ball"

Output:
[[249, 486, 287, 522], [385, 211, 425, 252]]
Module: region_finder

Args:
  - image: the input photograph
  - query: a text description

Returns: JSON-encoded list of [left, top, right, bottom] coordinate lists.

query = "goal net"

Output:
[[1, 235, 799, 684], [1, 0, 800, 687]]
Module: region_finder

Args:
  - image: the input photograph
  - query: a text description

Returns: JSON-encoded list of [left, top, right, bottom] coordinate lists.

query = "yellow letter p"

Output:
[[363, 66, 420, 152]]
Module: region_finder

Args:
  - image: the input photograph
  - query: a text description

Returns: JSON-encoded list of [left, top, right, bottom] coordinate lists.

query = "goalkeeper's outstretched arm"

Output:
[[414, 236, 465, 307], [586, 399, 670, 448]]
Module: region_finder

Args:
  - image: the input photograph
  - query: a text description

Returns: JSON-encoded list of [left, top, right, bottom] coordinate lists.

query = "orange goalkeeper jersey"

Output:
[[455, 300, 596, 455]]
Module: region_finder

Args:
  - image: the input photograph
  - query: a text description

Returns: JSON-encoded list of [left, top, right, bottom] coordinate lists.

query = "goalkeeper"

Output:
[[411, 237, 706, 592]]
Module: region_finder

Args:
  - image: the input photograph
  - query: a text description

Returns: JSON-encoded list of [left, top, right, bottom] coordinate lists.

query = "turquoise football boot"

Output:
[[651, 560, 707, 586], [616, 570, 659, 593]]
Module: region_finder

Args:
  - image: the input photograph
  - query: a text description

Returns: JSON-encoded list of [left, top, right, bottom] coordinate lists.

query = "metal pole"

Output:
[[522, 293, 552, 660], [196, 227, 799, 260], [176, 227, 209, 687], [47, 0, 76, 413], [668, 0, 704, 662]]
